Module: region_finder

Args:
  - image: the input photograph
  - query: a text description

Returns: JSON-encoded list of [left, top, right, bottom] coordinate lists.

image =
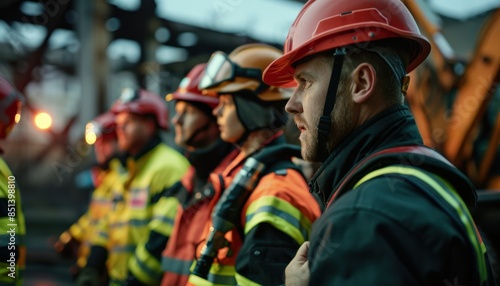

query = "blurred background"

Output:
[[0, 0, 499, 284]]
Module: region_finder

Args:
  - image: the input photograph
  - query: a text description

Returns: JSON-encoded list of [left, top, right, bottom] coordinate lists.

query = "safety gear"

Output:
[[0, 77, 22, 139], [192, 144, 301, 279], [0, 158, 26, 286], [85, 112, 117, 145], [60, 159, 126, 269], [200, 43, 290, 102], [111, 88, 169, 130], [306, 105, 496, 285], [161, 135, 321, 286], [167, 64, 219, 109], [263, 0, 432, 87], [200, 44, 292, 143], [127, 140, 236, 285], [89, 139, 189, 285]]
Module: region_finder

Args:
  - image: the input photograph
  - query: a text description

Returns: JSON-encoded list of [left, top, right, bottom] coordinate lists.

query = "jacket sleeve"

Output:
[[308, 206, 477, 286], [126, 229, 169, 285], [235, 223, 299, 286], [68, 212, 89, 242], [127, 192, 180, 285]]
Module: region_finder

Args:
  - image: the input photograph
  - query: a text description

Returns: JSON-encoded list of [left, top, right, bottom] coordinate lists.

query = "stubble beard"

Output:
[[301, 90, 354, 163]]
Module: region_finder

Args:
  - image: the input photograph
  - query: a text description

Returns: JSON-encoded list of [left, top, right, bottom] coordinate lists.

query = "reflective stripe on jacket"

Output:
[[161, 143, 320, 286], [68, 158, 126, 268], [92, 143, 189, 284], [354, 165, 488, 285]]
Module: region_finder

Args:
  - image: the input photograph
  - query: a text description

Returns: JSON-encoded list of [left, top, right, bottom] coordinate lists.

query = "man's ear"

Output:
[[350, 63, 376, 104]]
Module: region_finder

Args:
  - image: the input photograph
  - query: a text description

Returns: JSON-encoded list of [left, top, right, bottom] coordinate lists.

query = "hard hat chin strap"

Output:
[[317, 47, 347, 159]]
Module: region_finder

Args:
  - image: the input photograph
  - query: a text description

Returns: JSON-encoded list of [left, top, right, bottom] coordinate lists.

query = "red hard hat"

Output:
[[166, 64, 219, 108], [263, 0, 431, 87], [111, 88, 169, 130], [0, 77, 23, 139], [85, 112, 117, 145]]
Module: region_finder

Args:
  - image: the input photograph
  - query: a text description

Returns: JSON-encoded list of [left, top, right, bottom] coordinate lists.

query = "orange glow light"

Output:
[[34, 112, 52, 130]]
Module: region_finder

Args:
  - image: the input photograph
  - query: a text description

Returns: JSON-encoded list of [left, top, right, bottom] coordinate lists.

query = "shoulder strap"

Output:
[[327, 145, 454, 207], [262, 159, 305, 179]]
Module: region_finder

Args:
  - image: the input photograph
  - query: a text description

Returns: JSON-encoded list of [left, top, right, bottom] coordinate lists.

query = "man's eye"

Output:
[[304, 80, 312, 89], [298, 78, 312, 90]]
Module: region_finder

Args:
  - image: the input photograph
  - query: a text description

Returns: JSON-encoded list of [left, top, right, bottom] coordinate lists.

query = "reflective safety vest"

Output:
[[67, 158, 126, 268], [92, 143, 189, 285], [0, 158, 26, 286], [353, 165, 488, 286], [161, 149, 321, 286]]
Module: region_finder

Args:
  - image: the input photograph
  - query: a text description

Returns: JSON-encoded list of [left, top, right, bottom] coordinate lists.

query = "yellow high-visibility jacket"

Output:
[[91, 140, 189, 285], [63, 158, 127, 268]]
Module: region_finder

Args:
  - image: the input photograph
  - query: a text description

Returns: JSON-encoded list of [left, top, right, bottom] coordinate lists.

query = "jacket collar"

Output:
[[310, 105, 424, 207], [223, 131, 286, 178], [131, 134, 162, 161], [185, 138, 236, 187]]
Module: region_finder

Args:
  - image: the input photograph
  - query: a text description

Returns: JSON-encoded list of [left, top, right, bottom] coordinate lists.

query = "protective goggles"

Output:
[[199, 51, 263, 90]]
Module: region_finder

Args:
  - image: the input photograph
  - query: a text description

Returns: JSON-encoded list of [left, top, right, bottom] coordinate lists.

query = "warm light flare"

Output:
[[85, 132, 97, 145], [34, 112, 52, 130]]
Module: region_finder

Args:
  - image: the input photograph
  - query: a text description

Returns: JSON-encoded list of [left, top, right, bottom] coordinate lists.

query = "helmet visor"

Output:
[[199, 51, 262, 90]]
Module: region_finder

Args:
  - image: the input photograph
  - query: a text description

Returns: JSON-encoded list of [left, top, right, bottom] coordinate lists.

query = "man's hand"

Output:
[[285, 241, 310, 286]]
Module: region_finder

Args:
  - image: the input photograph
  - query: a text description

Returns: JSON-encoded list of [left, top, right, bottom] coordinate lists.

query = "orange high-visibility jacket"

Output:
[[161, 140, 321, 286]]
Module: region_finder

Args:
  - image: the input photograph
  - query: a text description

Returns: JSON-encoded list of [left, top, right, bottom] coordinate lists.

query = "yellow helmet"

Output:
[[199, 43, 290, 101]]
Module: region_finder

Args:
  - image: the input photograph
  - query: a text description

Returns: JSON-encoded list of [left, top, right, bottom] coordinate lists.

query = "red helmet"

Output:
[[0, 77, 23, 139], [111, 88, 169, 130], [166, 64, 219, 108], [263, 0, 431, 87], [85, 112, 117, 145]]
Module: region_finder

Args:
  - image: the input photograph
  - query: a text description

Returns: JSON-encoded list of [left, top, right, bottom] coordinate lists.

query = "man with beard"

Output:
[[263, 0, 497, 285], [126, 64, 236, 285]]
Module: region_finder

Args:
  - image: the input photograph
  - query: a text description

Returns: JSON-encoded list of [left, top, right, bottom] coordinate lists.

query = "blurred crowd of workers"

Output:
[[1, 0, 498, 285]]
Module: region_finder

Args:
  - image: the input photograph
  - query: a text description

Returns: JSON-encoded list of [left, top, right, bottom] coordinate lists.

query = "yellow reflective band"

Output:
[[245, 196, 312, 244], [354, 166, 488, 285], [235, 272, 262, 286], [129, 243, 162, 285], [149, 196, 179, 236], [188, 262, 237, 286]]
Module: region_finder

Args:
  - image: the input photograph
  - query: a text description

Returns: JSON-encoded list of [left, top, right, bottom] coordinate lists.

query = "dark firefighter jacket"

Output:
[[308, 105, 497, 286]]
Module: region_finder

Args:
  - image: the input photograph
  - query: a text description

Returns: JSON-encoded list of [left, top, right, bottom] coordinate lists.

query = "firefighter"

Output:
[[76, 88, 189, 285], [0, 76, 25, 285], [126, 64, 237, 285], [54, 111, 125, 278], [262, 0, 498, 285], [159, 43, 321, 286]]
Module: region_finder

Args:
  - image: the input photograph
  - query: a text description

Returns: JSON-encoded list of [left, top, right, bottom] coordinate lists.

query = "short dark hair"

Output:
[[322, 38, 416, 104]]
